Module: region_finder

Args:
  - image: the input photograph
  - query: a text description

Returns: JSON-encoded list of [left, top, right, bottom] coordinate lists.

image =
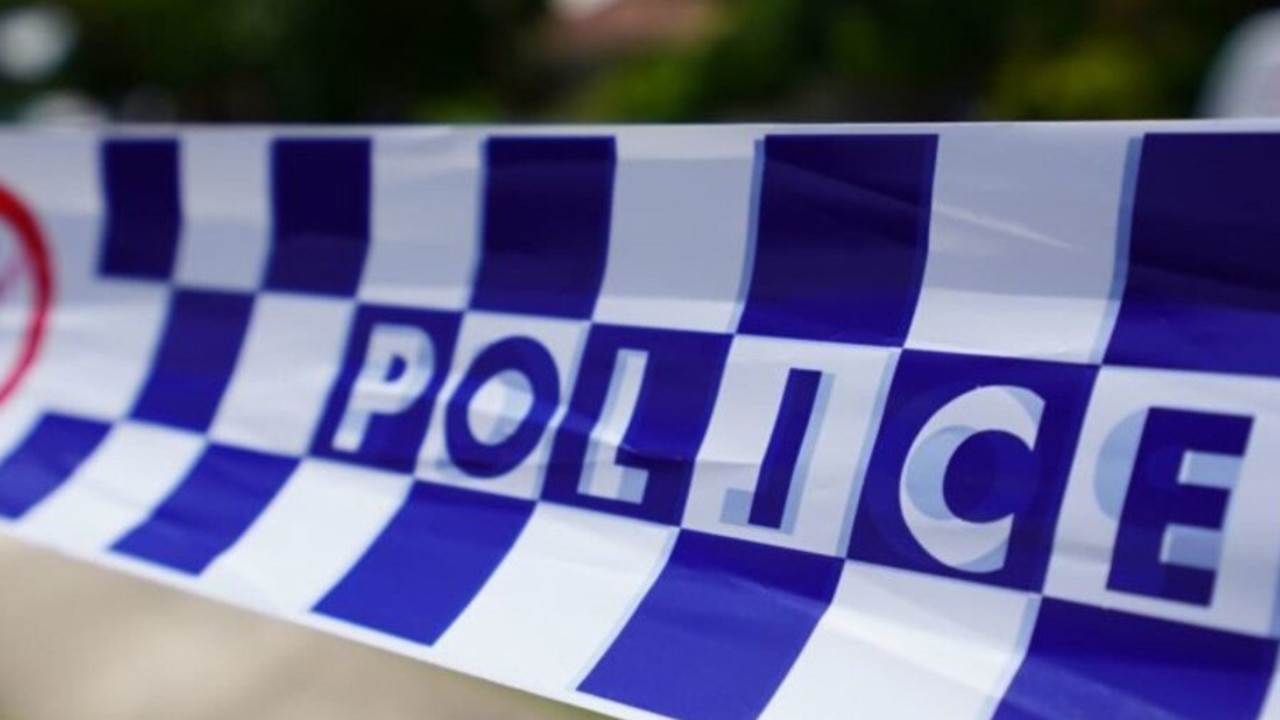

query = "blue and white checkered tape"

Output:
[[0, 123, 1275, 719]]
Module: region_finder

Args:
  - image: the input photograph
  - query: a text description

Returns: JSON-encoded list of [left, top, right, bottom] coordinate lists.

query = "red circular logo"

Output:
[[0, 183, 52, 407]]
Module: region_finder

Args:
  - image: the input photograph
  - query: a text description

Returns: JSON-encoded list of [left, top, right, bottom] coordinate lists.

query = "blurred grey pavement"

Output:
[[0, 534, 606, 720]]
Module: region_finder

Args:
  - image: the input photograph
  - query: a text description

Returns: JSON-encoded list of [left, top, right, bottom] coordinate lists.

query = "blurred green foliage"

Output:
[[570, 0, 1276, 121], [0, 0, 549, 120], [0, 0, 1273, 122]]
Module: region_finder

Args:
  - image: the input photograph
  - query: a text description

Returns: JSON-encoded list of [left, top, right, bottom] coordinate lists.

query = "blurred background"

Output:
[[0, 1, 1278, 719], [0, 0, 1278, 124]]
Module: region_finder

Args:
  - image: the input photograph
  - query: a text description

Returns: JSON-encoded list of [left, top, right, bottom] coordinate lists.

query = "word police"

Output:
[[312, 309, 1265, 627]]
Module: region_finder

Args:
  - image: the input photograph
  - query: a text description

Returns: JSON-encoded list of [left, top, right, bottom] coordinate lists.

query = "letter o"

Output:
[[446, 336, 560, 478]]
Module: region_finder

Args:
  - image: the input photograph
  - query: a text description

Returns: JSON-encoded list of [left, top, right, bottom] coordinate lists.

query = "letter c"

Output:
[[900, 385, 1045, 572]]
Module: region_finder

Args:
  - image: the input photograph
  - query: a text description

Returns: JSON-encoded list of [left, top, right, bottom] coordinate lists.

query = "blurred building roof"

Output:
[[545, 0, 721, 61]]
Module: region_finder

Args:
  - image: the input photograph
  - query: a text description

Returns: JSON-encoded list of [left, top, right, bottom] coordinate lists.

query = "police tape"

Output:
[[0, 123, 1274, 719]]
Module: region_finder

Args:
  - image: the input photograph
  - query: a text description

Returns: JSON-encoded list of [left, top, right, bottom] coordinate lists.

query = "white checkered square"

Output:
[[208, 292, 354, 455], [591, 127, 758, 334], [764, 562, 1036, 720], [17, 420, 204, 553], [905, 125, 1134, 363], [435, 503, 676, 690], [357, 132, 481, 311], [173, 131, 272, 292], [202, 457, 412, 611]]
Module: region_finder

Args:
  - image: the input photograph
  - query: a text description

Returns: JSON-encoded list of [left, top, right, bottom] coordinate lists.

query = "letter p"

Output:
[[334, 323, 433, 452], [312, 307, 460, 473]]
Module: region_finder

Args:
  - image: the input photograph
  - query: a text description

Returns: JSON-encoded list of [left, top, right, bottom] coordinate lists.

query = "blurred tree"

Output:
[[263, 0, 547, 121], [562, 0, 1278, 121], [0, 0, 548, 121], [0, 0, 1274, 121]]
